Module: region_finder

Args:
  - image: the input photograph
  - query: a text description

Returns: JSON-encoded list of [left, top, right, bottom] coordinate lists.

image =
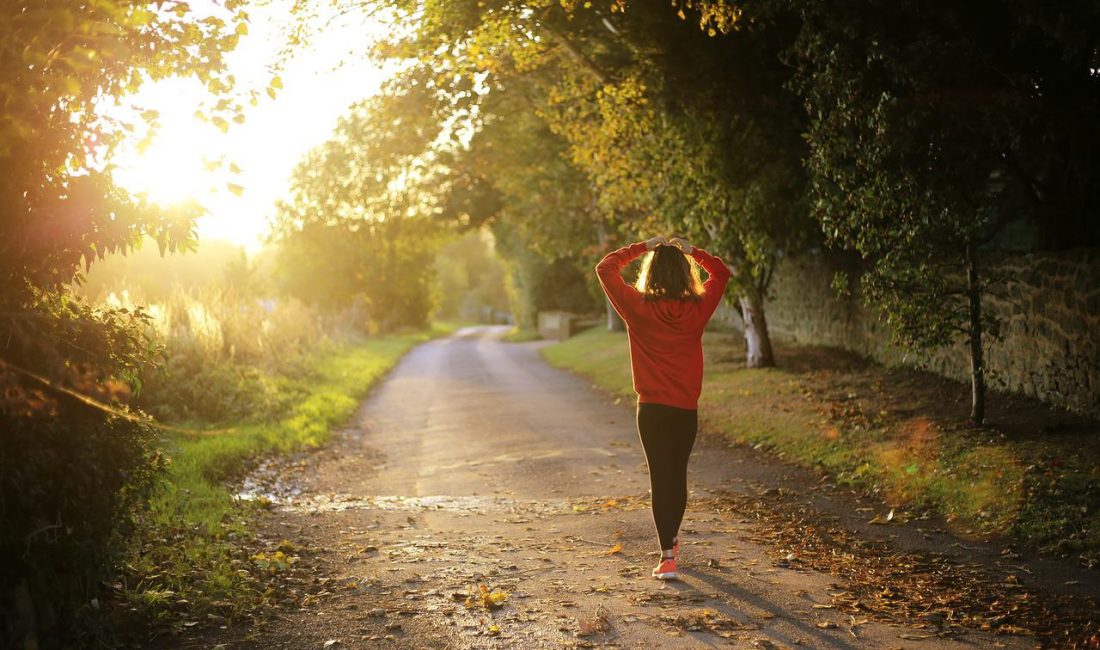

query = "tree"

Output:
[[443, 83, 608, 329], [364, 0, 815, 366], [787, 0, 1100, 422], [0, 1, 248, 642], [535, 2, 813, 365], [1, 0, 251, 404], [433, 229, 511, 323], [1, 0, 248, 295], [271, 85, 445, 331]]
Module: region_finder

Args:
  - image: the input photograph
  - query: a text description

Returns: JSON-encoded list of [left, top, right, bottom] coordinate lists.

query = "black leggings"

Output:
[[636, 402, 698, 551]]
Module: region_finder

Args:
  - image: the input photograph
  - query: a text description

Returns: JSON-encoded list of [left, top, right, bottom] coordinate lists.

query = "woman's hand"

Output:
[[669, 237, 694, 254], [644, 235, 668, 250]]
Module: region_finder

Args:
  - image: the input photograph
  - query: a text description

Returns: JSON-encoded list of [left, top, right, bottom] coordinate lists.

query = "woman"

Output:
[[595, 235, 731, 580]]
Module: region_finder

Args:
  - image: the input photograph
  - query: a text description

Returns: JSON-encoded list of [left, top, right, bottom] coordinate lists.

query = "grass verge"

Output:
[[116, 324, 457, 633], [501, 327, 542, 343], [542, 327, 1100, 565]]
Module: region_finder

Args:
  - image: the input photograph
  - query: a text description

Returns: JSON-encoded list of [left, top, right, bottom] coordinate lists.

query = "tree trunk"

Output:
[[965, 241, 986, 424], [606, 299, 625, 331], [738, 291, 775, 368]]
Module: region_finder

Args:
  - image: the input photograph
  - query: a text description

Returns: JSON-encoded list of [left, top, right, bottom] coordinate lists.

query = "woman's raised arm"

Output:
[[689, 246, 732, 321], [595, 237, 664, 321]]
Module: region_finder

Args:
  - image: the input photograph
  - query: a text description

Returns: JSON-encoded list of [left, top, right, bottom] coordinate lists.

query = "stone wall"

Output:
[[716, 248, 1100, 418]]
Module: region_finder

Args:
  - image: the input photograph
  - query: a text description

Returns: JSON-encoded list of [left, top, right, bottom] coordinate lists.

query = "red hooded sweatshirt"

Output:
[[595, 242, 731, 411]]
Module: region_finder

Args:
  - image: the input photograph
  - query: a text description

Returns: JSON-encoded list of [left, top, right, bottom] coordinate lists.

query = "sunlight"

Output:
[[111, 82, 225, 206], [106, 0, 393, 251]]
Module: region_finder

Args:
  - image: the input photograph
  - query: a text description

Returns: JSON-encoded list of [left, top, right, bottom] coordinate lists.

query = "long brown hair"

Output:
[[634, 244, 704, 301]]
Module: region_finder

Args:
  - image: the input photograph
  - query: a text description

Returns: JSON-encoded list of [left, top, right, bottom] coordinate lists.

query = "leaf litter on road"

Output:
[[660, 607, 760, 637], [701, 489, 1100, 647]]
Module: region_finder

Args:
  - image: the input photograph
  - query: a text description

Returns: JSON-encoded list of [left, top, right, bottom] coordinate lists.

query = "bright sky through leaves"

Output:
[[108, 1, 392, 252]]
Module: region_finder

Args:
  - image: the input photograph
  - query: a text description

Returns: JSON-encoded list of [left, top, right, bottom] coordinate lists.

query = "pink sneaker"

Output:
[[652, 557, 678, 580]]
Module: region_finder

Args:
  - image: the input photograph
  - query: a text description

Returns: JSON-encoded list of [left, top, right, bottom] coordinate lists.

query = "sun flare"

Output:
[[105, 1, 391, 251], [113, 110, 224, 207]]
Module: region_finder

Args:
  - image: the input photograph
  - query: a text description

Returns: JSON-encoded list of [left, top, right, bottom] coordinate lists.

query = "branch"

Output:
[[758, 259, 774, 296], [539, 21, 611, 85], [0, 357, 236, 439]]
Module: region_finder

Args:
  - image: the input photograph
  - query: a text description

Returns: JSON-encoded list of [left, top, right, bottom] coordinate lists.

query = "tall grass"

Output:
[[103, 286, 359, 422]]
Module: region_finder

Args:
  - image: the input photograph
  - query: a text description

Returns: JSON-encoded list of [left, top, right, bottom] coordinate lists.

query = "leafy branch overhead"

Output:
[[343, 0, 818, 365]]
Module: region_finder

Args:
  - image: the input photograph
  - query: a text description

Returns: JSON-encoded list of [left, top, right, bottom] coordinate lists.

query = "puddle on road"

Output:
[[238, 490, 650, 517], [234, 450, 649, 517], [236, 456, 307, 502], [274, 493, 575, 515]]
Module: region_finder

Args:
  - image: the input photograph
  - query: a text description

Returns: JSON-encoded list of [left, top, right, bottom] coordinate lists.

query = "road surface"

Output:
[[180, 326, 1088, 649]]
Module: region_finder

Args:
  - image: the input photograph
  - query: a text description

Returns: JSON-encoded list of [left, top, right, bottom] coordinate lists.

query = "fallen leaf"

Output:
[[869, 509, 897, 525], [997, 625, 1033, 636], [464, 583, 508, 610]]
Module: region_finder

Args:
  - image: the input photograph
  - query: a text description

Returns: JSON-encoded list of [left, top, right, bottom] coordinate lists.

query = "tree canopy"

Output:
[[1, 0, 250, 295], [788, 0, 1100, 420], [353, 0, 817, 362]]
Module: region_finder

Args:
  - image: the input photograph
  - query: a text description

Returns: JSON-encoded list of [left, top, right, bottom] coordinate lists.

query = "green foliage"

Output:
[[112, 285, 325, 422], [356, 1, 816, 360], [789, 0, 1100, 343], [274, 220, 438, 332], [442, 83, 608, 324], [2, 289, 161, 397], [1, 411, 164, 647], [273, 90, 445, 331], [433, 229, 511, 322], [0, 4, 246, 640], [142, 359, 301, 424], [492, 220, 602, 329], [538, 3, 813, 299], [0, 285, 165, 648], [784, 0, 1100, 417], [0, 0, 246, 296]]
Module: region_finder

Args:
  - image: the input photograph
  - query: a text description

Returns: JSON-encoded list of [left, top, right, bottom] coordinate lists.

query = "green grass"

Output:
[[122, 324, 456, 627], [543, 327, 1100, 563], [501, 326, 542, 342], [541, 325, 632, 389]]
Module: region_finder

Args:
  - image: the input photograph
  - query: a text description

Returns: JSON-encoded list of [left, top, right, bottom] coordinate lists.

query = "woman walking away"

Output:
[[595, 235, 731, 580]]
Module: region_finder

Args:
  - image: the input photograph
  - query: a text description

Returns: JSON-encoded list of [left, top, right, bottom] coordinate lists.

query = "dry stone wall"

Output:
[[716, 249, 1099, 418]]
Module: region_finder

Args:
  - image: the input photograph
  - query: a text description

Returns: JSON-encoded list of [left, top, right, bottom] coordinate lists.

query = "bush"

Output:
[[0, 292, 166, 647], [0, 279, 377, 644], [0, 410, 163, 647]]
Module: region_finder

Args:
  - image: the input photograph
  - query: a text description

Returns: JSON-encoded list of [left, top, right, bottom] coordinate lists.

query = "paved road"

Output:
[[191, 326, 1056, 649]]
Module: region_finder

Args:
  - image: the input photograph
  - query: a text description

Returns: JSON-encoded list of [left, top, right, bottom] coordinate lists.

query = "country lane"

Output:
[[173, 326, 1057, 649]]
